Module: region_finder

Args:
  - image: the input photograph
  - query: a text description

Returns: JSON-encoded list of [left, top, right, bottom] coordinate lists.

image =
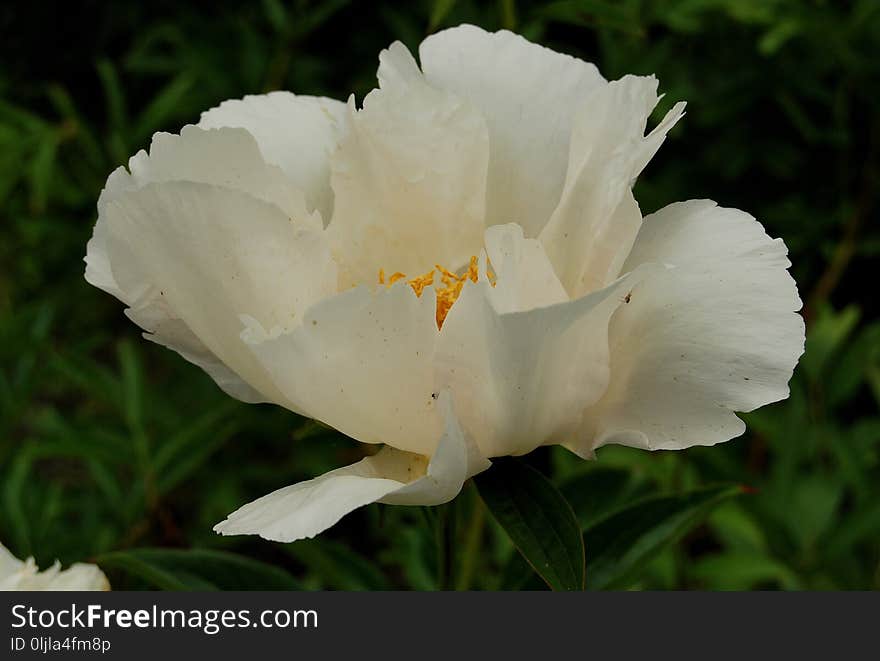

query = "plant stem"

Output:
[[434, 507, 446, 590], [455, 490, 486, 591]]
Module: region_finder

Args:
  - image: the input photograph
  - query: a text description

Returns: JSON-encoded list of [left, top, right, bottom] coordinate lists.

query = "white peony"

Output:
[[1, 543, 109, 591], [85, 25, 804, 543]]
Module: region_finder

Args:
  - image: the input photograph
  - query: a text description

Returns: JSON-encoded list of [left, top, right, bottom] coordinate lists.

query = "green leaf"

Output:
[[152, 402, 239, 494], [428, 0, 457, 30], [584, 485, 741, 590], [97, 548, 299, 591], [287, 538, 389, 590], [131, 73, 195, 146], [560, 467, 650, 529], [497, 547, 549, 591], [800, 305, 860, 382], [692, 551, 802, 590], [475, 457, 585, 591]]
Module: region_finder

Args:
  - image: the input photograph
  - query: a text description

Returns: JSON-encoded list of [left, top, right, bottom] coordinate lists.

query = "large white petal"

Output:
[[327, 41, 489, 287], [575, 200, 805, 454], [85, 126, 333, 403], [97, 181, 337, 405], [242, 279, 440, 455], [437, 225, 655, 457], [214, 393, 489, 542], [540, 76, 686, 298], [87, 125, 314, 299], [199, 92, 345, 222], [105, 126, 314, 222], [419, 24, 605, 236]]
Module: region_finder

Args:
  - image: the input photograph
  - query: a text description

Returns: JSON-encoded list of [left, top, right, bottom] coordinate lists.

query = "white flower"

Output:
[[85, 25, 805, 543], [1, 543, 109, 591]]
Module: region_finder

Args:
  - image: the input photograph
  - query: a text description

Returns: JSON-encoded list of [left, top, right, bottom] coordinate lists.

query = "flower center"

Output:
[[378, 256, 495, 328]]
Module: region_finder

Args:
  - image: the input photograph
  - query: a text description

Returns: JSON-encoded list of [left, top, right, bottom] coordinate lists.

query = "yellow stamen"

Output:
[[379, 256, 495, 328]]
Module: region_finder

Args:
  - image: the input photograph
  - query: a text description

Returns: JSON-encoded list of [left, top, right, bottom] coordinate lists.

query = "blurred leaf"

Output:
[[785, 477, 843, 550], [96, 59, 127, 131], [429, 0, 458, 30], [560, 467, 649, 529], [692, 551, 802, 590], [801, 305, 860, 382], [584, 485, 741, 590], [261, 0, 289, 34], [824, 499, 880, 558], [131, 73, 195, 146], [476, 457, 585, 591], [497, 546, 549, 591], [828, 321, 880, 409], [287, 538, 388, 590], [3, 446, 36, 554], [28, 132, 60, 211], [152, 402, 239, 494], [543, 0, 642, 35], [707, 502, 767, 552], [759, 18, 802, 55], [289, 0, 352, 41], [391, 527, 436, 591], [97, 548, 299, 590]]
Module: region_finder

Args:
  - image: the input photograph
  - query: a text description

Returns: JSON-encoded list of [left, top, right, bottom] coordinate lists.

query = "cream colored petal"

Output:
[[327, 41, 489, 287], [199, 92, 346, 222], [243, 280, 440, 455], [483, 223, 568, 313], [86, 124, 317, 303], [19, 563, 111, 591], [0, 543, 25, 588], [0, 544, 109, 591], [574, 200, 805, 455], [84, 125, 331, 403], [539, 76, 686, 298], [97, 181, 337, 405], [437, 233, 655, 457], [214, 393, 488, 542], [419, 24, 606, 236], [127, 303, 267, 403], [97, 126, 315, 226]]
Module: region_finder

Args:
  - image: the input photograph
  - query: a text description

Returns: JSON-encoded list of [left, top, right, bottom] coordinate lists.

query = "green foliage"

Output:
[[96, 548, 300, 590], [476, 458, 585, 591], [582, 485, 742, 590], [1, 0, 878, 590]]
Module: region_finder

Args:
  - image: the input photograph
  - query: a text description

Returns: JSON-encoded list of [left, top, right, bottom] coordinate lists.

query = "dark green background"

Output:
[[1, 0, 878, 589]]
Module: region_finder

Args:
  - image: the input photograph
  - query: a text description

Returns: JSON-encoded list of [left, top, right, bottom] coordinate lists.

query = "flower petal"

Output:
[[199, 92, 345, 222], [199, 92, 345, 225], [575, 200, 805, 454], [87, 125, 315, 302], [539, 75, 686, 298], [483, 223, 568, 313], [20, 563, 111, 591], [327, 41, 489, 286], [95, 181, 337, 405], [0, 544, 109, 591], [214, 393, 488, 542], [242, 279, 440, 455], [0, 543, 24, 583], [419, 24, 605, 237], [437, 230, 655, 457], [105, 126, 314, 222]]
